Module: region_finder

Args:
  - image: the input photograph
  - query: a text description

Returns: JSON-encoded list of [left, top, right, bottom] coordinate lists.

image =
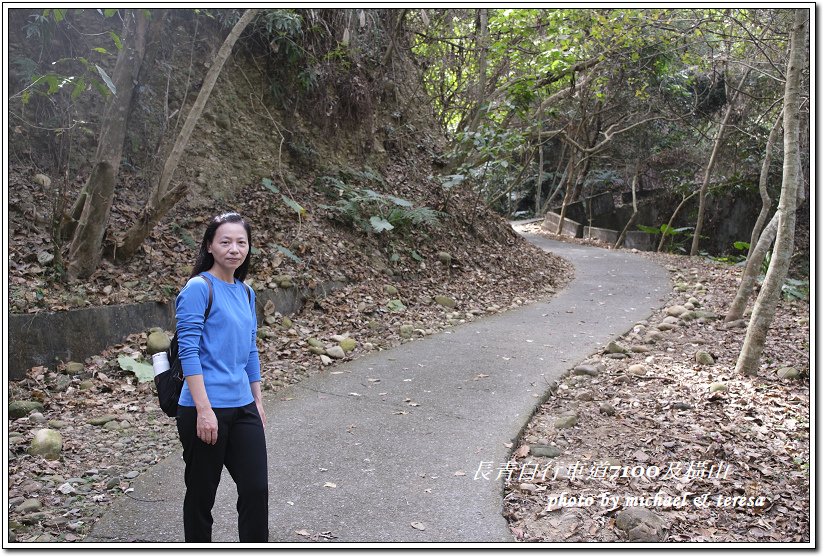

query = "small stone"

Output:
[[384, 285, 399, 296], [615, 507, 666, 542], [105, 477, 120, 490], [319, 355, 333, 366], [33, 173, 52, 187], [309, 346, 326, 355], [326, 346, 346, 359], [724, 319, 747, 329], [605, 341, 628, 354], [57, 482, 76, 495], [79, 380, 95, 391], [555, 414, 578, 429], [519, 483, 538, 493], [666, 305, 688, 317], [630, 345, 650, 353], [657, 323, 677, 331], [577, 391, 594, 402], [437, 251, 452, 264], [599, 403, 616, 416], [672, 401, 692, 410], [103, 421, 122, 431], [399, 324, 414, 339], [434, 295, 456, 308], [65, 361, 85, 374], [339, 338, 357, 353], [605, 353, 628, 360], [683, 302, 695, 310], [124, 471, 139, 479], [9, 401, 44, 419], [695, 351, 715, 365], [146, 331, 170, 355], [88, 415, 119, 426], [530, 445, 562, 458], [28, 429, 62, 460], [29, 412, 46, 423], [307, 338, 325, 348], [37, 251, 54, 266], [573, 364, 600, 377], [628, 364, 646, 376], [777, 367, 801, 380], [16, 498, 42, 513], [709, 382, 728, 393]]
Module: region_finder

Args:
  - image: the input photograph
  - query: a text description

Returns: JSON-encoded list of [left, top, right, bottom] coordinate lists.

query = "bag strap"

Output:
[[198, 273, 215, 321]]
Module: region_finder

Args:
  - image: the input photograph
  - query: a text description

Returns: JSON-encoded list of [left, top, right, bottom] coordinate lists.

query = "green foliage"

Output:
[[117, 356, 154, 383], [781, 278, 809, 302], [318, 174, 444, 235], [260, 177, 307, 218], [270, 243, 302, 263], [638, 223, 694, 253], [171, 224, 198, 250], [13, 8, 127, 108]]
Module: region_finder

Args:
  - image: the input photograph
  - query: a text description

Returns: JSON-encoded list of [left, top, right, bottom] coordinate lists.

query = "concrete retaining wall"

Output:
[[542, 212, 582, 238], [8, 281, 346, 381], [584, 226, 619, 245], [624, 231, 655, 251]]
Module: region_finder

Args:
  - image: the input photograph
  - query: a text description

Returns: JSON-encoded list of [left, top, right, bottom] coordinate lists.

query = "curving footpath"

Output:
[[88, 230, 670, 544]]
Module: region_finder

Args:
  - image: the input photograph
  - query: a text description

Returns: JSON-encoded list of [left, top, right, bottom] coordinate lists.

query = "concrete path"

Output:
[[87, 231, 670, 544]]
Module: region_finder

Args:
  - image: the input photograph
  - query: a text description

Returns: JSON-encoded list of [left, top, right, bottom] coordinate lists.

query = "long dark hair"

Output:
[[190, 212, 253, 281]]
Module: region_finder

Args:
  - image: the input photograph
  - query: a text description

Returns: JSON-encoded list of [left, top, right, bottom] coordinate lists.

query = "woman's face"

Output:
[[208, 222, 249, 273]]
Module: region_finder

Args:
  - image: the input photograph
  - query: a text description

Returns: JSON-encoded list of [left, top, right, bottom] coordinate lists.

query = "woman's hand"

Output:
[[196, 408, 219, 445], [251, 380, 266, 428], [255, 400, 267, 428]]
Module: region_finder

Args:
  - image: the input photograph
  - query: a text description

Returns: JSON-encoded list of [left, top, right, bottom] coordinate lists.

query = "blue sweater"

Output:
[[175, 272, 260, 408]]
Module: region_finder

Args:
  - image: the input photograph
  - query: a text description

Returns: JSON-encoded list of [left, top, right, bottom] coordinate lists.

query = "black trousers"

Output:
[[176, 402, 269, 542]]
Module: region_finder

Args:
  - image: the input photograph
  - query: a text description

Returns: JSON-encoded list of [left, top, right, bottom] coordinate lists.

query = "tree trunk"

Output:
[[724, 111, 783, 322], [555, 157, 576, 234], [463, 8, 489, 135], [614, 173, 639, 249], [113, 8, 258, 263], [66, 163, 115, 279], [735, 8, 806, 376], [725, 211, 778, 322], [380, 9, 407, 67], [690, 67, 752, 256], [657, 191, 698, 252], [746, 111, 782, 261], [64, 10, 148, 278], [535, 102, 544, 216]]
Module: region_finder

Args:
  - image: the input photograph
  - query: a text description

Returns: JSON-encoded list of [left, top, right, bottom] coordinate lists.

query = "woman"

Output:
[[175, 211, 269, 542]]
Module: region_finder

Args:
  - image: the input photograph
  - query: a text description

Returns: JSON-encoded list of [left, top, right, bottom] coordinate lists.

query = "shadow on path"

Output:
[[88, 232, 670, 544]]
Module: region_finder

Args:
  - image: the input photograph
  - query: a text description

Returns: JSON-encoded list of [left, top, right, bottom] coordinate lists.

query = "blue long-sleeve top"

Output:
[[175, 272, 260, 408]]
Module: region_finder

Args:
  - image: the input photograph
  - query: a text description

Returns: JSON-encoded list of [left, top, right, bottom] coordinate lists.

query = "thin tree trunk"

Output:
[[614, 173, 639, 249], [463, 8, 489, 135], [555, 158, 576, 234], [657, 191, 698, 252], [535, 101, 544, 216], [113, 9, 258, 262], [746, 111, 783, 261], [65, 10, 148, 278], [724, 111, 783, 321], [690, 67, 752, 255], [726, 211, 778, 322], [539, 143, 569, 215], [735, 8, 806, 376], [380, 9, 407, 67]]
